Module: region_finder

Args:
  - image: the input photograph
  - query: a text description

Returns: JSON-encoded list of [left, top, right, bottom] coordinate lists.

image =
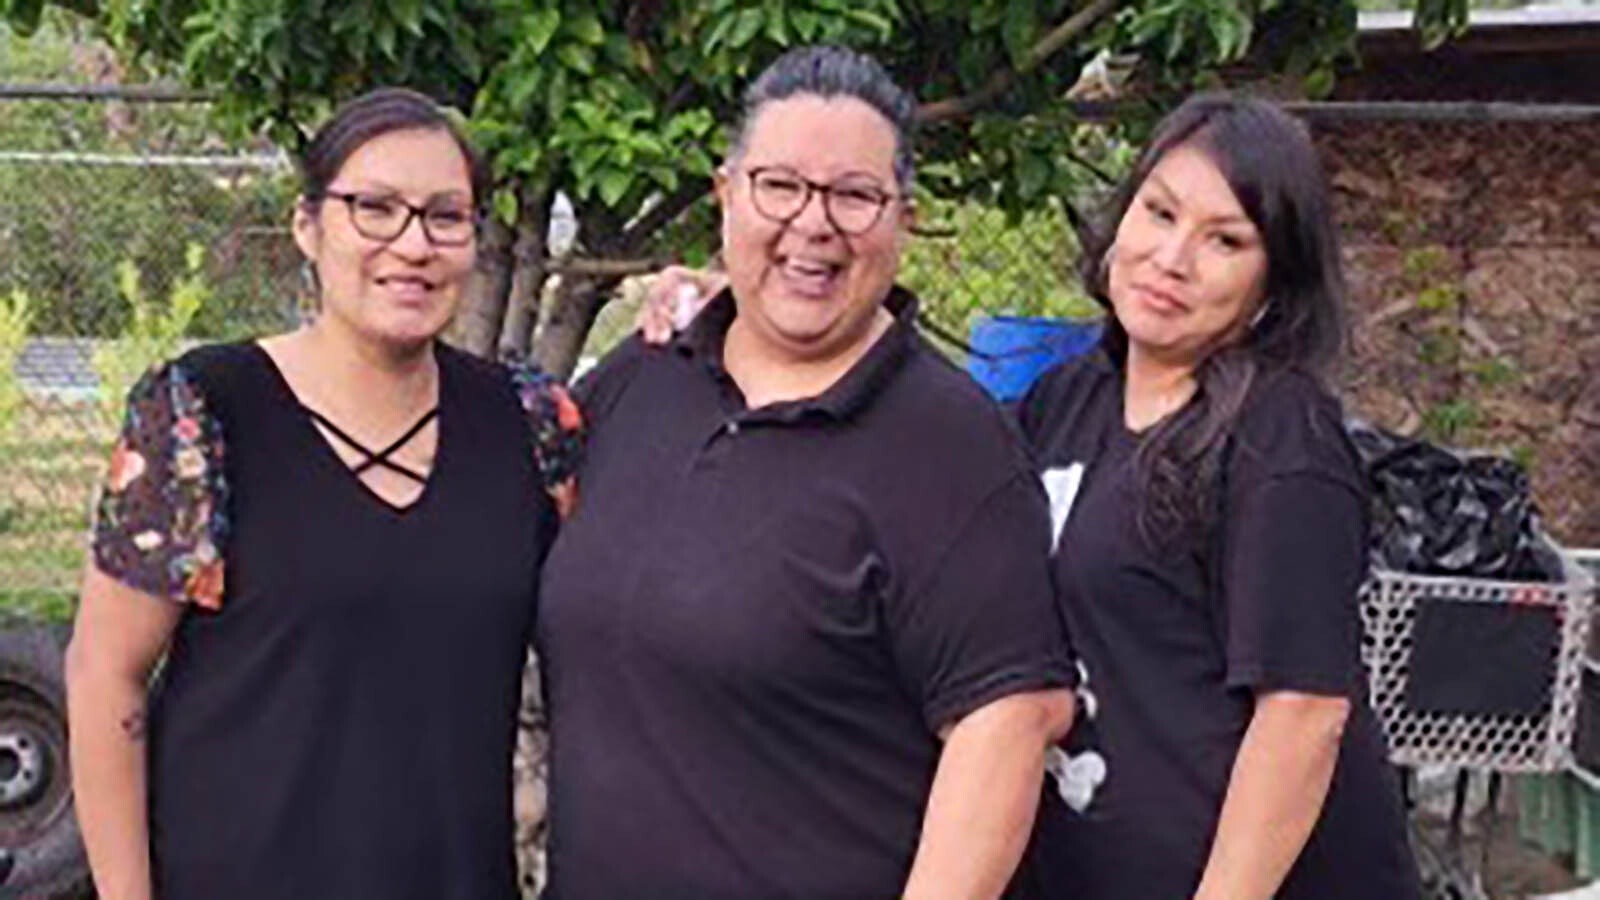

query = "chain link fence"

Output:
[[0, 93, 299, 622]]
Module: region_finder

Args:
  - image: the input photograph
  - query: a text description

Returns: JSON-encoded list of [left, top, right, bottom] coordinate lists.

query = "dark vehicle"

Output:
[[0, 613, 90, 898]]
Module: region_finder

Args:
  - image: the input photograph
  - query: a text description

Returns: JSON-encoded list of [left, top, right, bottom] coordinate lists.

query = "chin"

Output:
[[372, 313, 452, 349]]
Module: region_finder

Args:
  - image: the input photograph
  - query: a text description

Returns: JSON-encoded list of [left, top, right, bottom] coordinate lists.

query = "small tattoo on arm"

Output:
[[120, 709, 147, 742]]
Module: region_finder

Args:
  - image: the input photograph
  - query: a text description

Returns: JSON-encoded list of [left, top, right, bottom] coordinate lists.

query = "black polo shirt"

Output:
[[537, 287, 1075, 899]]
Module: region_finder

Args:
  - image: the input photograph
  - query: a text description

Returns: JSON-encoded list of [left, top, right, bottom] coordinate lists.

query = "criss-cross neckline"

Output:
[[251, 341, 449, 516], [301, 404, 439, 484]]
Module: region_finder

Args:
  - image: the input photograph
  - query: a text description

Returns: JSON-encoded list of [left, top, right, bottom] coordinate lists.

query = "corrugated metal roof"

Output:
[[14, 338, 102, 400], [1360, 5, 1600, 33]]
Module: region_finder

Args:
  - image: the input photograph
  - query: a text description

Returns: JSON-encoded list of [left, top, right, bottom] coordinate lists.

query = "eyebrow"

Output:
[[751, 163, 890, 186], [337, 181, 472, 203], [1145, 173, 1254, 228]]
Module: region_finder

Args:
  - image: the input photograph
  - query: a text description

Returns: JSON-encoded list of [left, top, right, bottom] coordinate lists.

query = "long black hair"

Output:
[[1078, 93, 1347, 549]]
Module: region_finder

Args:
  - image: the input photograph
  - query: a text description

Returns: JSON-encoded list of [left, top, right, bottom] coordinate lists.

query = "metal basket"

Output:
[[1361, 553, 1597, 773]]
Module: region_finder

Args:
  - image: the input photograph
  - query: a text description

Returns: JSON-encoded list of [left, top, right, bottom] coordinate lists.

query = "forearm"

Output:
[[903, 691, 1073, 900], [66, 663, 155, 900], [1194, 693, 1348, 900]]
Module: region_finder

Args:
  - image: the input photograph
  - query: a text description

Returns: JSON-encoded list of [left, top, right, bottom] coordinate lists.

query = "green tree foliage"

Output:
[[3, 0, 1469, 377], [90, 243, 209, 419]]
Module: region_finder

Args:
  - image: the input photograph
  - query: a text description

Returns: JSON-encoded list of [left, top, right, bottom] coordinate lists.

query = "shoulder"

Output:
[[439, 342, 572, 418], [120, 341, 253, 418], [436, 341, 511, 394], [569, 334, 658, 428], [897, 338, 1031, 451], [862, 339, 1039, 499], [1230, 366, 1360, 488], [1014, 349, 1118, 450]]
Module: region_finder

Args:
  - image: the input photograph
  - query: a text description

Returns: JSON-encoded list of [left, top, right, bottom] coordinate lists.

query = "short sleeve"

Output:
[[92, 361, 228, 608], [1221, 375, 1367, 695], [505, 362, 584, 511], [569, 336, 649, 431], [887, 473, 1077, 731]]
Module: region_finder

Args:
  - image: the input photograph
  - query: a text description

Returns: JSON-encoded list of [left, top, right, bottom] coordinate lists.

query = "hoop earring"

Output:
[[1248, 302, 1270, 330]]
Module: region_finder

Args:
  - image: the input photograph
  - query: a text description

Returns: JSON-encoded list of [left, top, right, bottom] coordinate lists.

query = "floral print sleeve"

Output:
[[505, 362, 584, 520], [92, 361, 229, 609]]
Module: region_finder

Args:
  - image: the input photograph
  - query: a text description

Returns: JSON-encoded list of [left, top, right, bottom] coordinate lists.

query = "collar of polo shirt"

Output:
[[672, 284, 922, 421]]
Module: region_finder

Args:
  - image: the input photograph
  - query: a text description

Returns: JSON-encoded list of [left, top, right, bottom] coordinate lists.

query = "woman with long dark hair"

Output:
[[1018, 93, 1417, 898]]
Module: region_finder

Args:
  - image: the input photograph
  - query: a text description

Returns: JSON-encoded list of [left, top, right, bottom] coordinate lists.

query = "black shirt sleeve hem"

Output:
[[1225, 661, 1358, 698], [923, 661, 1078, 734]]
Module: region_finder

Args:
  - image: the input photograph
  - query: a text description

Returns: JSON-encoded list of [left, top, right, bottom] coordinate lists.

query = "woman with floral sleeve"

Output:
[[64, 87, 580, 900]]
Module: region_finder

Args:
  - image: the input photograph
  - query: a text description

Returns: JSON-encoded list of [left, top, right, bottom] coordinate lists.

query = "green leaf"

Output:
[[1164, 15, 1189, 61], [572, 12, 605, 46], [375, 20, 397, 60], [7, 0, 46, 33], [547, 66, 571, 119], [843, 7, 893, 39], [394, 0, 424, 36], [1002, 0, 1035, 67], [558, 44, 595, 74], [727, 9, 764, 48], [495, 188, 519, 228], [1302, 66, 1335, 99], [598, 168, 632, 207], [792, 10, 821, 41], [764, 5, 789, 45], [525, 9, 562, 55], [1016, 152, 1048, 200]]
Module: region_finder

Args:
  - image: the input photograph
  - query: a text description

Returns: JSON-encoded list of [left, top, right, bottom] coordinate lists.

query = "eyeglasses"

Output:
[[745, 166, 898, 236], [319, 190, 478, 247]]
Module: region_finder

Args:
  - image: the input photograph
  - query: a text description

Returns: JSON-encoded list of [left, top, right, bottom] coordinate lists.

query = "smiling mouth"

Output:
[[1134, 284, 1188, 313], [376, 275, 439, 296], [776, 256, 845, 296]]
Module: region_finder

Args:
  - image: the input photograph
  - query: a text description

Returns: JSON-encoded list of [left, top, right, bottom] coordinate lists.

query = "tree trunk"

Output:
[[451, 214, 515, 357], [531, 275, 621, 382], [498, 186, 553, 360], [526, 180, 711, 378]]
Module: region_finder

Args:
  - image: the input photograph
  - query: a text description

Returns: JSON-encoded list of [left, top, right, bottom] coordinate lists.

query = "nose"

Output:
[[1150, 228, 1195, 279], [787, 188, 838, 239], [387, 210, 436, 259]]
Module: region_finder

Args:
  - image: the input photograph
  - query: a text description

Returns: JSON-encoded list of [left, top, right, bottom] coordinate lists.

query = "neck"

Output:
[[298, 316, 438, 408], [723, 307, 893, 409], [1123, 343, 1197, 431]]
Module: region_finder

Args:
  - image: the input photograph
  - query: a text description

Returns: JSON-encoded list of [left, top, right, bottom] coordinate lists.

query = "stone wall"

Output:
[[1315, 118, 1600, 546]]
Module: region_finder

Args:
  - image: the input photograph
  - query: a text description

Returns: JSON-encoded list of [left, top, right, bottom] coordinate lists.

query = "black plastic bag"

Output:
[[1346, 421, 1564, 582]]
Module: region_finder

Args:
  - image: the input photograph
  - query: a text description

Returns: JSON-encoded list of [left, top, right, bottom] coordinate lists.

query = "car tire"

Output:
[[0, 622, 91, 899]]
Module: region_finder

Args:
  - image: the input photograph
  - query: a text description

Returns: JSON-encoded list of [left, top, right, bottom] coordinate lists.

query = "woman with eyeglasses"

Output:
[[537, 46, 1074, 899], [64, 87, 580, 900]]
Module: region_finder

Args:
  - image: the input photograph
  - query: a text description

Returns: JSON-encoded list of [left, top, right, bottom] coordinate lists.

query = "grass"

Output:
[[0, 396, 115, 623]]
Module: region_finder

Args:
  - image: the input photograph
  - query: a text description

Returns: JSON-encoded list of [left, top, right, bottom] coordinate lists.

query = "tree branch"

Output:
[[916, 0, 1122, 123], [546, 257, 668, 277], [1064, 147, 1118, 185], [618, 176, 713, 253]]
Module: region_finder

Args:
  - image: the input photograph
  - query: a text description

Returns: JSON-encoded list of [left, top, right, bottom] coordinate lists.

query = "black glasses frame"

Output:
[[744, 166, 898, 236], [319, 190, 479, 247]]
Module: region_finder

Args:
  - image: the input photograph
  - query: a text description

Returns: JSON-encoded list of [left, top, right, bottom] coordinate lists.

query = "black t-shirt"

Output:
[[537, 288, 1075, 899], [1018, 353, 1418, 899], [93, 343, 561, 900]]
